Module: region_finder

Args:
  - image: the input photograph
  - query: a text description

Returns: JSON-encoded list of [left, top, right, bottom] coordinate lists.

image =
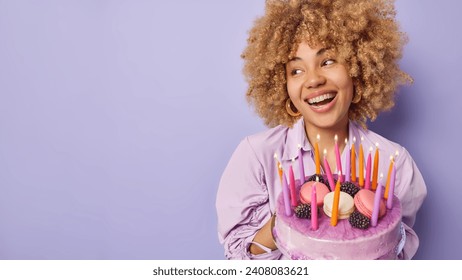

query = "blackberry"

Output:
[[341, 182, 361, 198], [307, 174, 330, 188], [349, 210, 371, 229], [294, 204, 312, 219]]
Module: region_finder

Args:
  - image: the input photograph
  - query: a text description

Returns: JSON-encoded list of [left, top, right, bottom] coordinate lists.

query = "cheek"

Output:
[[286, 81, 295, 98], [331, 66, 353, 95], [345, 80, 354, 99], [285, 80, 298, 98], [338, 75, 354, 99]]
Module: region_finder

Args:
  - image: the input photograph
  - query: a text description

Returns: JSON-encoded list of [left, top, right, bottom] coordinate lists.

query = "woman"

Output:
[[216, 0, 426, 260]]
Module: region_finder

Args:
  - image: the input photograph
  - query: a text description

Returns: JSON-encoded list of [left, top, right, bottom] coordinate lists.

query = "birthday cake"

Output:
[[273, 176, 403, 260]]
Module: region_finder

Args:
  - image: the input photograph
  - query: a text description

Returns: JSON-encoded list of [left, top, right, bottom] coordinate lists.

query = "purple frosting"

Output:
[[274, 177, 402, 260]]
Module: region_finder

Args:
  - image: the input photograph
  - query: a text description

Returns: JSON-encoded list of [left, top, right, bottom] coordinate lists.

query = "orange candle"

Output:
[[359, 137, 364, 187], [384, 155, 394, 199], [351, 137, 356, 182], [331, 172, 342, 226], [371, 143, 379, 190], [278, 163, 283, 183], [315, 134, 321, 174], [274, 153, 283, 183]]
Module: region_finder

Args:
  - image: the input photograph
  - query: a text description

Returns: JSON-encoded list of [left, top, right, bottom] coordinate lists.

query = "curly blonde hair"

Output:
[[242, 0, 412, 128]]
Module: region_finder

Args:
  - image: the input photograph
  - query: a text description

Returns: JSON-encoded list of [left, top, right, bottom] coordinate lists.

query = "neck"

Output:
[[305, 122, 349, 150]]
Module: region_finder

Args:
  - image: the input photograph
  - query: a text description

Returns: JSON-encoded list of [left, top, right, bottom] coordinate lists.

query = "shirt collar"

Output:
[[281, 118, 311, 161]]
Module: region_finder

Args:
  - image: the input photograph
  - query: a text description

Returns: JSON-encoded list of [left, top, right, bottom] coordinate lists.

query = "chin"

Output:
[[305, 116, 349, 131]]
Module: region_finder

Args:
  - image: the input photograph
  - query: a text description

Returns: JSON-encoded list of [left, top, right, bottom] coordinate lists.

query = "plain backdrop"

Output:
[[0, 0, 460, 260]]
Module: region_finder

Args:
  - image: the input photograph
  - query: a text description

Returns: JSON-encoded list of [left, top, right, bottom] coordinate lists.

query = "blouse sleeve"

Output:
[[216, 137, 282, 260], [395, 147, 427, 259]]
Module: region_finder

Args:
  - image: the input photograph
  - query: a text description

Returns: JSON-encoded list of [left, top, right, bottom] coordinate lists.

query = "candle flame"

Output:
[[389, 155, 394, 161], [334, 134, 338, 142], [315, 176, 319, 182], [395, 150, 399, 157], [353, 136, 356, 143], [345, 138, 348, 144], [323, 148, 327, 155], [279, 164, 285, 172], [369, 146, 373, 152], [274, 153, 278, 159], [316, 134, 320, 141], [375, 142, 379, 148], [361, 136, 364, 142]]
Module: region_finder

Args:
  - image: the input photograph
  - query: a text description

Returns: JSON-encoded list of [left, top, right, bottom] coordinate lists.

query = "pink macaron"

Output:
[[299, 181, 330, 206], [354, 189, 386, 219]]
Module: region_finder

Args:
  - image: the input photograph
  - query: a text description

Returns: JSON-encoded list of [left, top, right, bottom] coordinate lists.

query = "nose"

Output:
[[303, 69, 326, 88]]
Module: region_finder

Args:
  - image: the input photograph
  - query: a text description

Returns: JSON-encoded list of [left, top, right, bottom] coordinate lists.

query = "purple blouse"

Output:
[[216, 119, 427, 260]]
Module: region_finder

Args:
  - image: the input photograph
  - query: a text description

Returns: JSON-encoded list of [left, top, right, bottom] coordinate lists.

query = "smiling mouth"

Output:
[[307, 93, 336, 107]]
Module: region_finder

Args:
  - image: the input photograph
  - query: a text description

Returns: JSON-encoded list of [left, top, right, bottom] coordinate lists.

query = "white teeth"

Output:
[[308, 93, 335, 104]]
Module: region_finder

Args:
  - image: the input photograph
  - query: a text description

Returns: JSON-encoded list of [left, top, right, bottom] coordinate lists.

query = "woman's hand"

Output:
[[249, 214, 278, 255]]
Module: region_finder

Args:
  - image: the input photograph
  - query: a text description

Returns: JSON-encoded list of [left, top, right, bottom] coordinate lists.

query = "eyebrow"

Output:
[[288, 47, 331, 62]]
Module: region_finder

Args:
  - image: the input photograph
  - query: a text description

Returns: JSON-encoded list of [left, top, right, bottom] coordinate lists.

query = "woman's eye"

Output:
[[291, 69, 303, 75], [322, 59, 336, 66]]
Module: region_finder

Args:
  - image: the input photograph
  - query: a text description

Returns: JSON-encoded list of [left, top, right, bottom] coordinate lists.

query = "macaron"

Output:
[[354, 189, 386, 219], [299, 181, 330, 206], [323, 191, 355, 219]]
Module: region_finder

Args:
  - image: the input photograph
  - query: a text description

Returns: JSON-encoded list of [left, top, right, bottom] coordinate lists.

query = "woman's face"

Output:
[[285, 42, 353, 132]]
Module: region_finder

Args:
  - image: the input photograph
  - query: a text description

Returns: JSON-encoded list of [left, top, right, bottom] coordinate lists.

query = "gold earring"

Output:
[[352, 84, 361, 104], [286, 99, 301, 117], [352, 92, 361, 104]]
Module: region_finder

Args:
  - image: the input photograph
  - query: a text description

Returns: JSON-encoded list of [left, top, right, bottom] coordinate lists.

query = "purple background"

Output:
[[0, 0, 459, 260]]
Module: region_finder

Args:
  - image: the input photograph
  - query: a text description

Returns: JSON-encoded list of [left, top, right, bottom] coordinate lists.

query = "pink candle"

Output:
[[364, 147, 372, 190], [344, 138, 350, 182], [311, 183, 318, 230], [371, 143, 379, 190], [386, 165, 396, 209], [371, 174, 384, 227], [334, 135, 343, 181], [281, 171, 292, 216], [289, 163, 297, 207], [298, 144, 305, 185], [323, 149, 335, 191], [351, 137, 356, 182]]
